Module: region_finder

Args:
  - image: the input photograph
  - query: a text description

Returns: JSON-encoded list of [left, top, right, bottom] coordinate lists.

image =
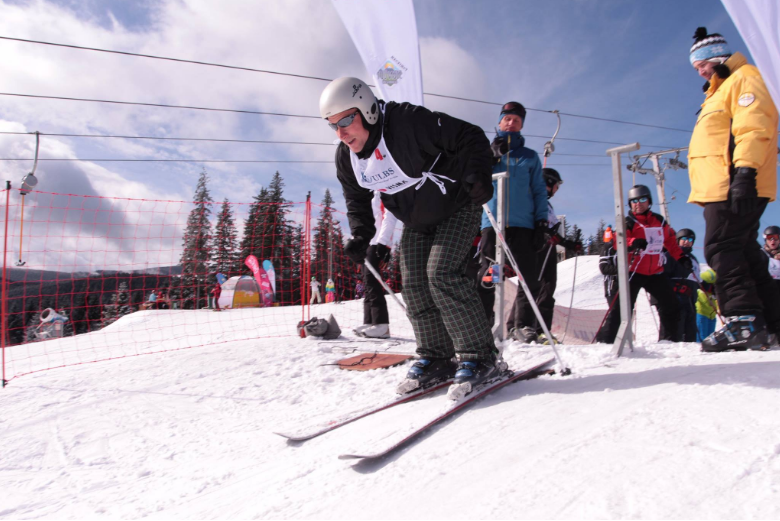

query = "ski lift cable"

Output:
[[0, 35, 693, 133], [0, 157, 614, 166], [0, 130, 685, 151]]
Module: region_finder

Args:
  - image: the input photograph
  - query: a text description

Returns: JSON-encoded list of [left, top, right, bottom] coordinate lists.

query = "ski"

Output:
[[338, 357, 556, 461], [274, 378, 453, 442]]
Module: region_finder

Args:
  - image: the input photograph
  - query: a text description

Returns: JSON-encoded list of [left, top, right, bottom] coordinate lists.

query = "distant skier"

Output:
[[354, 191, 397, 339], [325, 279, 336, 303], [211, 281, 222, 311], [762, 226, 780, 291], [319, 76, 498, 396], [687, 27, 780, 351], [310, 276, 322, 304], [479, 101, 548, 344], [148, 290, 157, 310], [532, 168, 583, 344]]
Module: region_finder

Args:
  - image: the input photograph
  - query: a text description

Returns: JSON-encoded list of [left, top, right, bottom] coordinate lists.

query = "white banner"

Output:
[[332, 0, 424, 106], [721, 0, 780, 109]]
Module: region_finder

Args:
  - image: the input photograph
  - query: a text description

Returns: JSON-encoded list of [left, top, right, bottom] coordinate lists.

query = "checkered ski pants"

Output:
[[400, 203, 496, 361]]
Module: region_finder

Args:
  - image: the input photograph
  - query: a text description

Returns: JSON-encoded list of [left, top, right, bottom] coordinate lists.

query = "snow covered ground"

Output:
[[2, 257, 780, 519]]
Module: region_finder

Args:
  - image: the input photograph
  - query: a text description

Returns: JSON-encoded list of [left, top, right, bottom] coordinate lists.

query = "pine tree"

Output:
[[101, 281, 134, 327], [590, 219, 607, 255], [212, 198, 239, 276], [311, 190, 345, 285], [179, 169, 214, 309], [238, 186, 269, 270]]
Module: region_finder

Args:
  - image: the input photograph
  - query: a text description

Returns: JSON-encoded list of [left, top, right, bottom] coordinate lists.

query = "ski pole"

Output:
[[364, 259, 406, 312], [538, 242, 554, 281], [483, 204, 570, 375], [560, 253, 578, 343]]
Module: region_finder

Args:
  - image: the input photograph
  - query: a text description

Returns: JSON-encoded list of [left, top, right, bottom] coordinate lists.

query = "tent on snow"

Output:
[[218, 275, 262, 309]]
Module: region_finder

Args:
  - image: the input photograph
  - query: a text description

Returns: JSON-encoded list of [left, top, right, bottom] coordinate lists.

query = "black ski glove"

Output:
[[464, 173, 493, 206], [367, 243, 392, 266], [677, 254, 693, 273], [490, 136, 509, 158], [629, 238, 648, 251], [345, 236, 369, 264], [533, 220, 549, 250], [729, 167, 759, 216]]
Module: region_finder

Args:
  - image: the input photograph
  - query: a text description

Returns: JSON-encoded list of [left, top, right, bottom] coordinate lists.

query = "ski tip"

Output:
[[338, 453, 370, 460]]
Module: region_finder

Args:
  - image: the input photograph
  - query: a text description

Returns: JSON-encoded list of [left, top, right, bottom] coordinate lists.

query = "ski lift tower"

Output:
[[628, 147, 689, 225]]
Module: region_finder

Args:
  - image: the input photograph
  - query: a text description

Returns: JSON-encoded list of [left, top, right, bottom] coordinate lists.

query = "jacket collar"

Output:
[[496, 130, 526, 152], [705, 52, 747, 97]]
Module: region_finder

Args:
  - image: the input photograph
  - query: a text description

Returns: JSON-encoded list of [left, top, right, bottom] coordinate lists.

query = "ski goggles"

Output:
[[629, 196, 649, 204], [679, 237, 694, 245], [327, 111, 359, 131], [545, 177, 562, 188], [766, 234, 780, 242]]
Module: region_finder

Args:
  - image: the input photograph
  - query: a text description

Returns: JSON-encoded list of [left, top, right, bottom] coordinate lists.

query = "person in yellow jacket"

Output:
[[695, 269, 719, 342], [688, 27, 780, 352]]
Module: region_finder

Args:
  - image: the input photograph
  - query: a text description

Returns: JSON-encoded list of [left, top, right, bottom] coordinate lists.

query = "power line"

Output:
[[0, 92, 319, 119], [0, 128, 684, 151], [0, 35, 693, 133], [0, 158, 333, 163]]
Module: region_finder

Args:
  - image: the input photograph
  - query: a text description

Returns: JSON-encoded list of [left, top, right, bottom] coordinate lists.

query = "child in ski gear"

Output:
[[535, 168, 582, 344], [657, 228, 701, 342], [688, 27, 779, 352], [321, 76, 498, 394], [696, 269, 718, 342], [595, 230, 620, 343], [479, 102, 548, 343], [310, 276, 322, 304], [325, 279, 336, 303], [355, 192, 397, 339], [621, 185, 686, 341], [762, 226, 780, 290]]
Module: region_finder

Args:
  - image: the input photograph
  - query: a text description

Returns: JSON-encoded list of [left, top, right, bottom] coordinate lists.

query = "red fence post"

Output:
[[2, 181, 10, 387]]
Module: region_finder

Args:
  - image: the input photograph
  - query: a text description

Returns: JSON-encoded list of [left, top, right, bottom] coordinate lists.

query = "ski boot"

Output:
[[396, 358, 457, 394], [361, 324, 390, 339], [537, 332, 559, 345], [446, 358, 509, 401], [353, 324, 371, 336], [510, 326, 538, 344], [701, 315, 770, 352]]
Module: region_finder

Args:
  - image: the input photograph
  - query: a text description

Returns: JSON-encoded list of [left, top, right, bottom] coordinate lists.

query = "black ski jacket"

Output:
[[335, 101, 493, 237], [599, 242, 618, 299]]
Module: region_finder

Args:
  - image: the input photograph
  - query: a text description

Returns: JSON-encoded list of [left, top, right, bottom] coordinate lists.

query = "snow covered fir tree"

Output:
[[101, 281, 134, 328], [211, 198, 239, 277], [179, 169, 214, 309]]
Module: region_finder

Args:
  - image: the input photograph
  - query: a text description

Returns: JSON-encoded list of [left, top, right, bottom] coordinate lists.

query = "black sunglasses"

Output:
[[327, 112, 358, 131]]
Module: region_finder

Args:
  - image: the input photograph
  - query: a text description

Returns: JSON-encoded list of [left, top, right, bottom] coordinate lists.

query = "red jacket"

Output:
[[625, 211, 684, 276]]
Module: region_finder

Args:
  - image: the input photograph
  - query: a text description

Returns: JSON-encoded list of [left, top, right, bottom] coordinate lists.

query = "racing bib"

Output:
[[644, 227, 664, 255]]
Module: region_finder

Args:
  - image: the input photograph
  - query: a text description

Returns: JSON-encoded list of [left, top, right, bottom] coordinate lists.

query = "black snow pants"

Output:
[[362, 245, 390, 325], [703, 200, 780, 332], [533, 244, 557, 334], [479, 227, 541, 332]]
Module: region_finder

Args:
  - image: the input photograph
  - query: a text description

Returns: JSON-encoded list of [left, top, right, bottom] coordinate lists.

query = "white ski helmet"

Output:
[[319, 76, 379, 125]]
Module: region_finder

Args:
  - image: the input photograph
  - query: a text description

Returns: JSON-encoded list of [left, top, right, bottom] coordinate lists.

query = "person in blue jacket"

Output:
[[479, 101, 548, 343]]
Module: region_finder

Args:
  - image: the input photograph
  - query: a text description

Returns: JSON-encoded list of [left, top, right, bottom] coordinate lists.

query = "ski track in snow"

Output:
[[1, 257, 780, 519]]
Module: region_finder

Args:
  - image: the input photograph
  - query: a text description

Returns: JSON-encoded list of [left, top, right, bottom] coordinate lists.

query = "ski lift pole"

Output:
[[16, 131, 41, 267], [542, 110, 561, 168], [483, 204, 570, 375], [364, 259, 406, 313]]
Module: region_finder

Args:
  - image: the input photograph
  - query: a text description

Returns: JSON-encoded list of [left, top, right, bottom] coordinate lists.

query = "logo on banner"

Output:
[[377, 60, 404, 86]]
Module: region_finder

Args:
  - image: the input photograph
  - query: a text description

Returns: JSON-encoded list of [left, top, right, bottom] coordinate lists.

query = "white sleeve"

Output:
[[375, 208, 398, 246]]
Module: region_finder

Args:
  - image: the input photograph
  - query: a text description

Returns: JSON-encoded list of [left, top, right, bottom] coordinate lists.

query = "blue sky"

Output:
[[0, 0, 777, 261]]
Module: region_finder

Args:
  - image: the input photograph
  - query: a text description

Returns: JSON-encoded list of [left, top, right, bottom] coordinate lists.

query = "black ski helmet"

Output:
[[764, 225, 780, 238], [676, 228, 696, 242], [542, 168, 562, 186], [627, 185, 653, 205]]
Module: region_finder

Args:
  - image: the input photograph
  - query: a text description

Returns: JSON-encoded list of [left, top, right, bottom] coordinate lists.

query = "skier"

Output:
[[354, 191, 397, 339], [688, 27, 780, 351], [325, 279, 336, 303], [623, 185, 689, 341], [479, 101, 548, 343], [658, 228, 701, 342], [319, 76, 498, 395], [696, 269, 719, 342], [310, 276, 322, 304], [355, 281, 364, 299], [595, 226, 620, 343], [211, 281, 222, 311], [533, 168, 583, 344]]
